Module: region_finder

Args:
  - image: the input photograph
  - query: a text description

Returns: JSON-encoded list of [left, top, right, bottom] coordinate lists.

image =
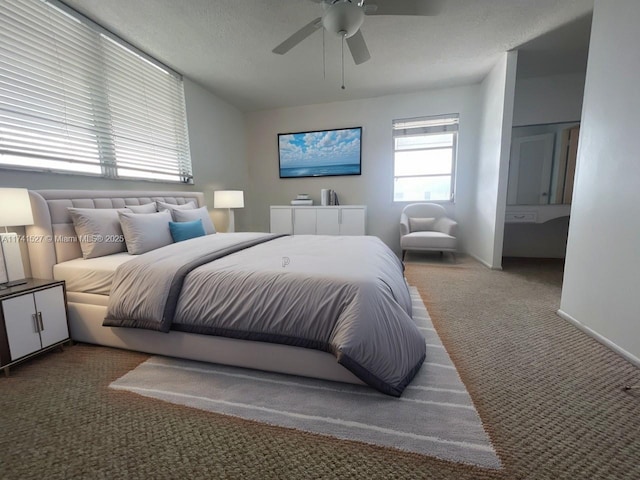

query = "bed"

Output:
[[26, 190, 425, 396]]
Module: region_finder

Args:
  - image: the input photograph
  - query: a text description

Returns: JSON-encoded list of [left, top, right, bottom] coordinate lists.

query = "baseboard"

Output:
[[467, 252, 502, 270], [557, 309, 640, 368]]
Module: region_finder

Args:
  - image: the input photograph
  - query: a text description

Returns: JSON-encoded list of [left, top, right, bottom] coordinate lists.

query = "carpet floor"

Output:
[[1, 255, 639, 479]]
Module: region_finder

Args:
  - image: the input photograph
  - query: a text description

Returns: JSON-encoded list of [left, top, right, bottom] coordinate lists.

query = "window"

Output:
[[393, 115, 459, 202], [0, 0, 193, 183]]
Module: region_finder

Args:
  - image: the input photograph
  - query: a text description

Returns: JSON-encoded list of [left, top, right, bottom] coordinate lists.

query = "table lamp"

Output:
[[214, 190, 244, 233], [0, 188, 34, 287]]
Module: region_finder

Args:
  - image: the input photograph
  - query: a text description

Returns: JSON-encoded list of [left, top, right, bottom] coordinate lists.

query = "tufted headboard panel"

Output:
[[25, 190, 206, 279]]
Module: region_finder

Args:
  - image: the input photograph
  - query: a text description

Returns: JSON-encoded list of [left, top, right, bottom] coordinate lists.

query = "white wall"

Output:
[[559, 0, 640, 365], [513, 73, 585, 127], [466, 52, 518, 269], [0, 77, 249, 232], [182, 78, 249, 231], [244, 85, 481, 254]]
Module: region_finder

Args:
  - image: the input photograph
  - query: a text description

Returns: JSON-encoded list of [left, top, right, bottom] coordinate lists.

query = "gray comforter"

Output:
[[104, 233, 425, 396]]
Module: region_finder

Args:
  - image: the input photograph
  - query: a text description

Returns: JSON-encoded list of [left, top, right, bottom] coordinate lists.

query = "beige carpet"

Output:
[[1, 254, 639, 479]]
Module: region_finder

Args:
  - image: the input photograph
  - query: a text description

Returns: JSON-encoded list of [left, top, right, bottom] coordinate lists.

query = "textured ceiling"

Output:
[[64, 0, 594, 112]]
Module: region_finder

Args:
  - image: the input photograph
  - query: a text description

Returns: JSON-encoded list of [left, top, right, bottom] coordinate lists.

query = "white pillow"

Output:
[[156, 201, 196, 219], [68, 208, 129, 259], [173, 207, 216, 234], [118, 211, 173, 255], [409, 217, 436, 232], [127, 203, 157, 214]]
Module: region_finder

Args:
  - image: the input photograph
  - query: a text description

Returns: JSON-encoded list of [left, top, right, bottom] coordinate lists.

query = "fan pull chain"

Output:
[[341, 33, 346, 90], [322, 28, 326, 80]]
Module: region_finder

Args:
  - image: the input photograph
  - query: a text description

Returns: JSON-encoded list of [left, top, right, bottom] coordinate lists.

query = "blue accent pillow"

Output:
[[169, 219, 206, 243]]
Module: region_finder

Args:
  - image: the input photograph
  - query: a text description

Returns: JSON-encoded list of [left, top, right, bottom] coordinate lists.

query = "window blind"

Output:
[[0, 0, 193, 183], [393, 114, 460, 137]]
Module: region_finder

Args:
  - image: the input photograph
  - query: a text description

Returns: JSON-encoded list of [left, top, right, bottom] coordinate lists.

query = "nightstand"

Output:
[[0, 279, 70, 376]]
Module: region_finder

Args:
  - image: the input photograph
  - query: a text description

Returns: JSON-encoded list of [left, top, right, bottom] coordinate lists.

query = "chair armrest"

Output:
[[434, 217, 458, 237], [400, 213, 410, 236]]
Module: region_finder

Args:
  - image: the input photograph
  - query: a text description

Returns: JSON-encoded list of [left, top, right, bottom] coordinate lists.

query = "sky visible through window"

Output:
[[393, 132, 455, 202]]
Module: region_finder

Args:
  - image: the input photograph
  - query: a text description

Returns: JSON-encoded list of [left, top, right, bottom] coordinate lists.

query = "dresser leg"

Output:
[[3, 366, 9, 377]]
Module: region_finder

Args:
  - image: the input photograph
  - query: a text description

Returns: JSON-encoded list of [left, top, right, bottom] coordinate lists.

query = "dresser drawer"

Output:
[[505, 212, 537, 223]]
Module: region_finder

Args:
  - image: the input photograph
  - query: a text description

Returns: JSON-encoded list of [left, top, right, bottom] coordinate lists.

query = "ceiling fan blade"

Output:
[[364, 0, 444, 16], [272, 17, 323, 55], [346, 29, 371, 65]]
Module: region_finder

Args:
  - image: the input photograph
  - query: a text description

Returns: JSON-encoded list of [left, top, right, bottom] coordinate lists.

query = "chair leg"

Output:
[[402, 250, 406, 261]]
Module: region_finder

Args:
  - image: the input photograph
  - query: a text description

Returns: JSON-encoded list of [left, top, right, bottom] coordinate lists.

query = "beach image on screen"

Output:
[[279, 127, 361, 178]]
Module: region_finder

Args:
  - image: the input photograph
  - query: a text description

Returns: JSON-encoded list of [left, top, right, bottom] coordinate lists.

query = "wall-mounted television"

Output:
[[278, 126, 362, 178]]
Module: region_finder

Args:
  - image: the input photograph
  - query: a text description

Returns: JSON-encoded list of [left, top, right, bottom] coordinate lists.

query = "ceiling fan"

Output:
[[272, 0, 443, 66]]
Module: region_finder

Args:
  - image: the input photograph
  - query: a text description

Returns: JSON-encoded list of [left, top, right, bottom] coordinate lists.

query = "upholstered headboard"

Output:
[[26, 190, 206, 279]]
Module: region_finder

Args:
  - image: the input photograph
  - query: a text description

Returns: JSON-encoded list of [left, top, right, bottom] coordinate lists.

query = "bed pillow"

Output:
[[169, 219, 206, 243], [127, 203, 157, 214], [68, 208, 130, 259], [118, 211, 173, 255], [409, 217, 436, 232], [172, 207, 216, 234], [156, 200, 196, 219]]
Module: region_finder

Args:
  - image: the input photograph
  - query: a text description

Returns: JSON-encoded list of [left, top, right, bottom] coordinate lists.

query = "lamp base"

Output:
[[227, 208, 235, 233], [0, 232, 26, 285]]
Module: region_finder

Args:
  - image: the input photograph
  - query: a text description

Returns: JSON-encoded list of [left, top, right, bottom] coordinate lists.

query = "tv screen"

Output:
[[278, 127, 362, 178]]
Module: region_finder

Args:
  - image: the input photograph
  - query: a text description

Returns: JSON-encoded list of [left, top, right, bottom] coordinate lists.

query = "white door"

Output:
[[270, 208, 293, 234], [2, 294, 41, 361], [508, 133, 555, 205], [34, 286, 68, 348], [316, 209, 339, 235], [339, 208, 366, 235], [293, 208, 316, 234]]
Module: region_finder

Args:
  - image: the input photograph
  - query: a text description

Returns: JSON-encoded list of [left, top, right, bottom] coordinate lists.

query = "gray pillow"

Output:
[[118, 211, 173, 255], [68, 208, 130, 259], [156, 200, 196, 219], [173, 207, 216, 234], [409, 217, 436, 232], [127, 203, 157, 214]]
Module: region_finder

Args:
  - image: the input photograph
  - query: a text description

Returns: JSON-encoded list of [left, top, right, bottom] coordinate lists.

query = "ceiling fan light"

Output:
[[322, 2, 364, 38]]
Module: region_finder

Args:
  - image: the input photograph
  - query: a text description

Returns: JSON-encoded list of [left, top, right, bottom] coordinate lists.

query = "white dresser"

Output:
[[270, 206, 366, 235]]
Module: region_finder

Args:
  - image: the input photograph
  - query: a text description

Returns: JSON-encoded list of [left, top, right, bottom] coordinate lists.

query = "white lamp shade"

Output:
[[0, 188, 34, 227], [214, 190, 244, 209]]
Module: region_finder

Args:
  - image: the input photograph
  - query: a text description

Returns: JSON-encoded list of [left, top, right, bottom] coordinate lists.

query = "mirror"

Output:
[[507, 122, 580, 205]]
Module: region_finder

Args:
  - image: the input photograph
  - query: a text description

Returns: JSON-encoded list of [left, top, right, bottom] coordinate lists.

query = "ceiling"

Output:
[[63, 0, 594, 112]]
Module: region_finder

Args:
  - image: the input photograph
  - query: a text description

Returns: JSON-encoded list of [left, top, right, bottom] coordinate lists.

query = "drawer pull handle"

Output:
[[32, 313, 39, 333], [514, 215, 525, 219], [37, 312, 44, 332]]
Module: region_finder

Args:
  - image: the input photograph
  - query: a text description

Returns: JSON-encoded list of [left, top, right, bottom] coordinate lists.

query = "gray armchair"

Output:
[[400, 203, 458, 260]]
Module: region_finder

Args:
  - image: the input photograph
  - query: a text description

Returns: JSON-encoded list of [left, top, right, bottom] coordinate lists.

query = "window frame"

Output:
[[392, 116, 459, 203]]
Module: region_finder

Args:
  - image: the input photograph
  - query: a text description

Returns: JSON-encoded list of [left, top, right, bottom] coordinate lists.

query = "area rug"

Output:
[[109, 287, 501, 469]]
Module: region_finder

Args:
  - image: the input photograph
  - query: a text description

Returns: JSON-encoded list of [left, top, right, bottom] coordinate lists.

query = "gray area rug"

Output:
[[110, 287, 501, 469]]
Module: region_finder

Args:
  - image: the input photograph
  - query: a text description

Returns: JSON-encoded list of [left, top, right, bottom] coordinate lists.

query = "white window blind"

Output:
[[0, 0, 193, 183], [393, 114, 459, 202]]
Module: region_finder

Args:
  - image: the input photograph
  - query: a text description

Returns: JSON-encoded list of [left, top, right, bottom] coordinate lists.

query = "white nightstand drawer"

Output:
[[505, 212, 538, 223]]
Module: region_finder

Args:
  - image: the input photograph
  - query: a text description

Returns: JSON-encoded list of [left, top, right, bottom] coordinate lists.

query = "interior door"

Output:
[[508, 133, 555, 205], [562, 126, 580, 204]]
